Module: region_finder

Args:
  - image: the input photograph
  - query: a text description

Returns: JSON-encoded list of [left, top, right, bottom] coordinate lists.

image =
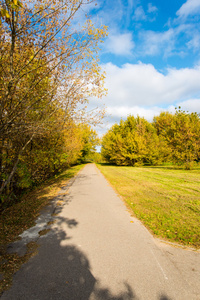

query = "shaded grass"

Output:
[[0, 164, 84, 295], [0, 164, 84, 245], [97, 164, 200, 249]]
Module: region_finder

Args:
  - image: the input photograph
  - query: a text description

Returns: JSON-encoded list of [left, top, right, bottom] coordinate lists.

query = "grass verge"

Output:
[[0, 164, 84, 295], [97, 164, 200, 249]]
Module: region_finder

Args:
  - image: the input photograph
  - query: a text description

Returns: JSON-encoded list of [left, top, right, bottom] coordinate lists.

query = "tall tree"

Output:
[[0, 0, 107, 197]]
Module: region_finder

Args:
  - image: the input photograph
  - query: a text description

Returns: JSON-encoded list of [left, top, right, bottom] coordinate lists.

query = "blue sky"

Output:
[[87, 0, 200, 134]]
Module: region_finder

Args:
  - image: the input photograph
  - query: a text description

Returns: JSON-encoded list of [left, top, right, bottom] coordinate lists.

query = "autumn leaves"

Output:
[[0, 0, 107, 201]]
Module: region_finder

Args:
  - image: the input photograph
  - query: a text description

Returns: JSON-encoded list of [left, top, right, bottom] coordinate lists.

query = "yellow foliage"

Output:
[[0, 0, 107, 198]]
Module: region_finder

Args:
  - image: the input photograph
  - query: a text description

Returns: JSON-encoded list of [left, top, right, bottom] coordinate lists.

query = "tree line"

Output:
[[0, 0, 107, 204], [101, 108, 200, 169]]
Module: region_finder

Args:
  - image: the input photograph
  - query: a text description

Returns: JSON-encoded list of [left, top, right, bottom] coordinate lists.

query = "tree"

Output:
[[169, 108, 200, 169], [153, 111, 175, 162], [0, 0, 107, 198], [79, 124, 99, 162], [154, 108, 200, 169], [101, 116, 161, 166], [16, 116, 84, 188], [102, 111, 200, 169], [101, 123, 123, 165]]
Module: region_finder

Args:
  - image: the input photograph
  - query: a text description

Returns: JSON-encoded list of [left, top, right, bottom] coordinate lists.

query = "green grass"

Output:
[[97, 164, 200, 249], [0, 164, 84, 295]]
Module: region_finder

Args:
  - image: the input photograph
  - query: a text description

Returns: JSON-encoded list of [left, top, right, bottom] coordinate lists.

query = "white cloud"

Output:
[[104, 33, 135, 56], [139, 29, 175, 56], [91, 0, 137, 31], [102, 62, 200, 107], [177, 0, 200, 18], [187, 34, 200, 51], [101, 99, 200, 135], [106, 106, 163, 122], [176, 99, 200, 112], [132, 3, 158, 23], [97, 62, 200, 129], [147, 3, 158, 14], [138, 25, 199, 57], [106, 99, 200, 123], [133, 6, 146, 21], [91, 62, 200, 135], [104, 99, 200, 128]]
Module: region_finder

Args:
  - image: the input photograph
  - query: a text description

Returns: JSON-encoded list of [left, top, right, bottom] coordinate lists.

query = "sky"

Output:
[[87, 0, 200, 135]]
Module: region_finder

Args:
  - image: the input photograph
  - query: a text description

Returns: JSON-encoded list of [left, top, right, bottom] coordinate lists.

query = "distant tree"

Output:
[[101, 116, 161, 166], [80, 125, 99, 162], [154, 108, 200, 169], [170, 108, 200, 169], [102, 110, 200, 169], [101, 124, 122, 165]]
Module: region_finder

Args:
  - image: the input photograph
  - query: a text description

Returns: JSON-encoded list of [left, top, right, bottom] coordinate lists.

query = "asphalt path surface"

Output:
[[1, 163, 200, 300]]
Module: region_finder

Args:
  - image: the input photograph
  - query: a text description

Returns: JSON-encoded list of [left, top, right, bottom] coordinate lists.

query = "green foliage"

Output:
[[90, 152, 103, 163], [102, 110, 200, 169], [0, 116, 99, 205], [16, 162, 33, 189], [79, 125, 99, 162], [154, 108, 200, 169], [101, 115, 162, 166]]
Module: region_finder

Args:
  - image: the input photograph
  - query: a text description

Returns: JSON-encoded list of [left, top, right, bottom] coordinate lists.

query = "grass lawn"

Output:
[[0, 164, 84, 295], [97, 164, 200, 249]]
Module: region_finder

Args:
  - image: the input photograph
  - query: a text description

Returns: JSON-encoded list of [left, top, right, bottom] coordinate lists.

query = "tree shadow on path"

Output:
[[1, 206, 173, 300], [1, 217, 137, 300]]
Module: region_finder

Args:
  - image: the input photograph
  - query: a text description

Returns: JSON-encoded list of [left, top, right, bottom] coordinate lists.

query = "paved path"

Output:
[[1, 164, 200, 300]]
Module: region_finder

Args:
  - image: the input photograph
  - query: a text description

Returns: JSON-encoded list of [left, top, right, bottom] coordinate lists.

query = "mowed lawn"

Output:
[[97, 164, 200, 249]]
